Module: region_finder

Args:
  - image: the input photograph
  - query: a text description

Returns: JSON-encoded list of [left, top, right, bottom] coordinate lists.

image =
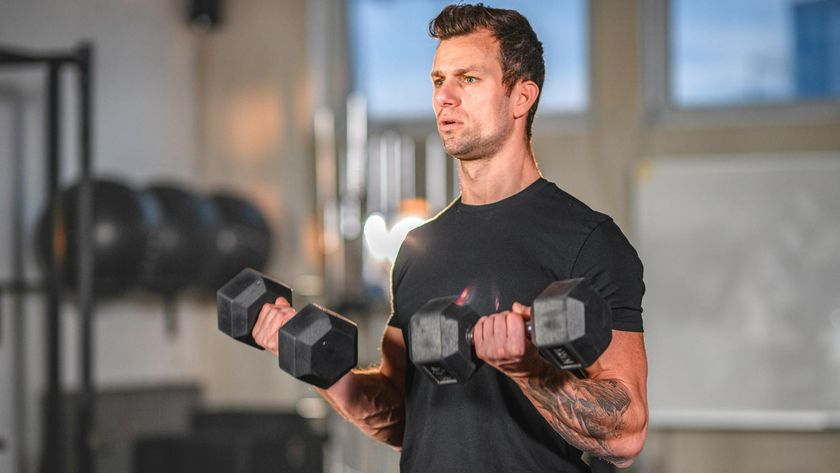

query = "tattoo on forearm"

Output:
[[524, 370, 631, 463]]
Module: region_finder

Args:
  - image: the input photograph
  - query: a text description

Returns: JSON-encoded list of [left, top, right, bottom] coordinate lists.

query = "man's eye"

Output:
[[464, 76, 477, 84], [434, 79, 444, 87]]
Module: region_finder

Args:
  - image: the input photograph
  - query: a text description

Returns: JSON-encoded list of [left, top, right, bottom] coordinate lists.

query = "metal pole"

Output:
[[75, 42, 96, 473], [42, 60, 65, 473], [11, 89, 30, 473]]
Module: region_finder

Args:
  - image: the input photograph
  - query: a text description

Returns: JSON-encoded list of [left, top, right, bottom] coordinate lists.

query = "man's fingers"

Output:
[[255, 307, 278, 345], [472, 310, 536, 366], [252, 304, 296, 354], [511, 302, 532, 319], [492, 312, 509, 358], [479, 316, 495, 360], [505, 311, 526, 357], [472, 317, 484, 349], [251, 302, 274, 338], [474, 316, 484, 358]]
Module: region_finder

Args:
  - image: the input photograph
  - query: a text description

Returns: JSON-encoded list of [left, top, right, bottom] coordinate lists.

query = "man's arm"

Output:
[[472, 306, 648, 467], [519, 331, 648, 467], [251, 298, 407, 448], [315, 326, 407, 448]]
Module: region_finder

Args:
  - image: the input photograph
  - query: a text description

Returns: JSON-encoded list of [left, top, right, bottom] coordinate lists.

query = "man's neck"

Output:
[[457, 142, 541, 205]]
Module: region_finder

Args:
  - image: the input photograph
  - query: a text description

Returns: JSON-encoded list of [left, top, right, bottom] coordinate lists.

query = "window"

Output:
[[670, 0, 840, 107], [348, 0, 589, 120]]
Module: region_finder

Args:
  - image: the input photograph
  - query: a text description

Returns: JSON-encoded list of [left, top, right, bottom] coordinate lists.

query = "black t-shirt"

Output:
[[388, 178, 644, 473]]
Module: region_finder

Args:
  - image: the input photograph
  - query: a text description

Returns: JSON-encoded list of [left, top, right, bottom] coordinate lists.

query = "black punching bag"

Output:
[[200, 193, 272, 292], [138, 184, 218, 296], [36, 178, 157, 297]]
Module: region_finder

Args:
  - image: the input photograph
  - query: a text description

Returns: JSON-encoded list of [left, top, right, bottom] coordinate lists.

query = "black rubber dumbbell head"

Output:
[[531, 279, 612, 370], [278, 304, 358, 389], [408, 296, 483, 384], [217, 268, 293, 349]]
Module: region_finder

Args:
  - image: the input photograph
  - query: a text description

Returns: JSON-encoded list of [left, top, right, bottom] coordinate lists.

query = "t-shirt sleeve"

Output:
[[571, 218, 645, 332], [387, 237, 413, 330]]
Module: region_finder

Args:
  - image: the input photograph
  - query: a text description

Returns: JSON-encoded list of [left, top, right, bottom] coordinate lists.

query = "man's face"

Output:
[[431, 30, 514, 160]]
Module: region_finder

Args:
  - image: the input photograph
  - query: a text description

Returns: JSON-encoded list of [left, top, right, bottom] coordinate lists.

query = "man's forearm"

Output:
[[513, 361, 642, 467], [316, 366, 405, 448]]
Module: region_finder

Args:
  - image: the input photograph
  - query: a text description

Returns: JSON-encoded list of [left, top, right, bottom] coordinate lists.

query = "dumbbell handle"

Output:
[[464, 319, 534, 346]]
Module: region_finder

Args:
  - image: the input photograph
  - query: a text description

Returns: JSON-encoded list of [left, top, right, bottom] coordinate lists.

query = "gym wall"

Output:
[[0, 0, 321, 471], [0, 1, 202, 470]]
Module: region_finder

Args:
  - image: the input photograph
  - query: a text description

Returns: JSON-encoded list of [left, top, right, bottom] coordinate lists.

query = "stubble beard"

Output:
[[440, 121, 510, 162]]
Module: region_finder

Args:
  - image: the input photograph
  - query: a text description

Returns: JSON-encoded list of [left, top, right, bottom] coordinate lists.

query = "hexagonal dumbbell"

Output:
[[406, 296, 483, 384], [529, 279, 612, 372], [217, 268, 357, 389], [407, 278, 612, 385]]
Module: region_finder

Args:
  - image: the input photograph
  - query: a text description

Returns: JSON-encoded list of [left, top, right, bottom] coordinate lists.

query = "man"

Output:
[[252, 3, 648, 472]]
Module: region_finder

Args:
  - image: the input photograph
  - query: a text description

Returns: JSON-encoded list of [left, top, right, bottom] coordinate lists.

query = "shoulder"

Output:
[[531, 180, 612, 230], [530, 181, 646, 330], [576, 218, 640, 267], [519, 181, 614, 261]]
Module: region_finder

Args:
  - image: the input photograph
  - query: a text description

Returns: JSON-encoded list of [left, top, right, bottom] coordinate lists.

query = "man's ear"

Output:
[[511, 80, 539, 119]]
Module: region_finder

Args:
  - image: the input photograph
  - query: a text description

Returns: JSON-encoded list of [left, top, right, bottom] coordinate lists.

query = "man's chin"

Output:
[[442, 143, 467, 159], [440, 137, 470, 158], [445, 139, 505, 162], [447, 148, 482, 161]]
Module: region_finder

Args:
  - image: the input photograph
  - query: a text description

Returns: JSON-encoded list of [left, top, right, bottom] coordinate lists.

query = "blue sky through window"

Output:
[[672, 0, 840, 106], [348, 0, 588, 120]]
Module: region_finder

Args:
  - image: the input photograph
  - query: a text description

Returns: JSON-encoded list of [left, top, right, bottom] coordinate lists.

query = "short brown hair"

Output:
[[429, 3, 545, 138]]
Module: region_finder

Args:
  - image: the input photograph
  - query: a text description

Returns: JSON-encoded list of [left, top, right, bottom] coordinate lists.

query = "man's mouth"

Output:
[[438, 118, 461, 130]]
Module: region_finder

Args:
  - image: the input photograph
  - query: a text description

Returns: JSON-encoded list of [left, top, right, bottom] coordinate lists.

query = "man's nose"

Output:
[[434, 80, 459, 109]]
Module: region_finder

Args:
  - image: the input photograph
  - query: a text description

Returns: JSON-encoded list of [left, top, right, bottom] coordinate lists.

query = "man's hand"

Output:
[[472, 302, 546, 379], [251, 297, 296, 356]]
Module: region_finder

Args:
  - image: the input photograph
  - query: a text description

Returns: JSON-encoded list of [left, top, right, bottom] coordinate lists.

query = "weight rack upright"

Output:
[[0, 42, 96, 473]]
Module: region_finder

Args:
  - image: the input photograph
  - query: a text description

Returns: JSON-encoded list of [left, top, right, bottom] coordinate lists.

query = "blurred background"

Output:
[[1, 0, 839, 472]]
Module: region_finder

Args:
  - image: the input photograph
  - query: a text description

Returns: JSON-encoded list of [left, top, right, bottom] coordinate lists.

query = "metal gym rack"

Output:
[[0, 42, 96, 473]]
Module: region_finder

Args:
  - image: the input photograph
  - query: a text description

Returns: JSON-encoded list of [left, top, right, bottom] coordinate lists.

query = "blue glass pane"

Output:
[[671, 0, 840, 107], [348, 0, 588, 119]]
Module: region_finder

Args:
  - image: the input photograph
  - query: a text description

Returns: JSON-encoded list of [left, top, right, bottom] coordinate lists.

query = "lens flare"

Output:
[[363, 213, 425, 263], [455, 284, 475, 306]]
